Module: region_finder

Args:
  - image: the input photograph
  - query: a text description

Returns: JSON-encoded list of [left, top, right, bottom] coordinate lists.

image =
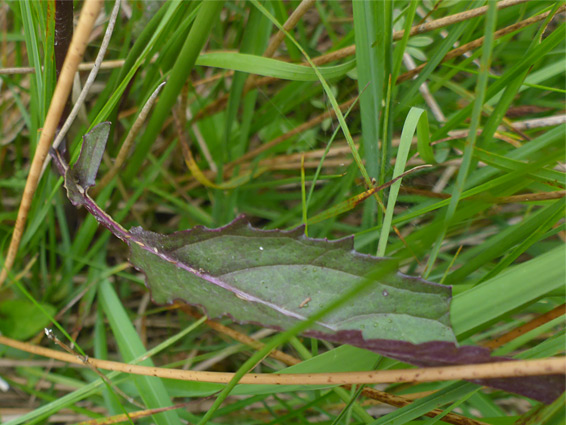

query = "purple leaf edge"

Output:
[[49, 140, 565, 405], [129, 215, 565, 405]]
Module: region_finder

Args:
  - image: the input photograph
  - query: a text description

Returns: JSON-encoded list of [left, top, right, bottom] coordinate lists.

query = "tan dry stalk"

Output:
[[0, 335, 564, 385], [0, 59, 130, 75], [399, 187, 566, 204], [494, 190, 566, 204], [48, 0, 122, 161], [0, 0, 104, 287], [75, 403, 192, 425], [515, 115, 566, 130], [406, 0, 529, 38], [182, 306, 487, 425], [264, 0, 316, 58], [484, 304, 566, 349]]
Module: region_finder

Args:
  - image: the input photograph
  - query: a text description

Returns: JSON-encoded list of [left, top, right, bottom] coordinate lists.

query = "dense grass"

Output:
[[0, 1, 565, 424]]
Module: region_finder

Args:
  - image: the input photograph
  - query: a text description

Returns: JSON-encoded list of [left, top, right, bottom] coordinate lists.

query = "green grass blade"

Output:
[[369, 382, 478, 425], [19, 0, 43, 145], [125, 1, 224, 180], [451, 244, 566, 338], [98, 280, 179, 425], [89, 1, 194, 129], [445, 199, 565, 284], [377, 107, 427, 256], [425, 1, 499, 277], [352, 0, 392, 240], [197, 53, 356, 81]]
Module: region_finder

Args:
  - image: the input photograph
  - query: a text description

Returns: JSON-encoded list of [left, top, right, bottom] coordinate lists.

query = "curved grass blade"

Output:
[[196, 52, 356, 81]]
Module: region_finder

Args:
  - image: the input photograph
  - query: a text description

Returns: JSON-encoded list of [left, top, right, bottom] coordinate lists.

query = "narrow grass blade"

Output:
[[451, 245, 566, 338], [125, 1, 224, 180], [377, 107, 428, 256], [352, 0, 392, 238], [197, 53, 356, 81], [98, 280, 179, 425], [425, 2, 498, 277]]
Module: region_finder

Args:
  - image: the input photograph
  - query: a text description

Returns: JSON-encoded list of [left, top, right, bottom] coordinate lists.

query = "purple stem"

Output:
[[49, 148, 130, 242]]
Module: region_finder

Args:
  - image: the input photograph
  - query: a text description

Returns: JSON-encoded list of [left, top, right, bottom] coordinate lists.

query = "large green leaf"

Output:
[[128, 218, 453, 345], [49, 123, 565, 404]]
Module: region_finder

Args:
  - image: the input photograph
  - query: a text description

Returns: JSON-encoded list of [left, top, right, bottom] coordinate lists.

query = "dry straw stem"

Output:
[[74, 404, 192, 425], [193, 0, 529, 121], [494, 190, 566, 204], [0, 0, 104, 287], [484, 304, 566, 350], [0, 335, 564, 386], [400, 187, 566, 204], [0, 59, 129, 75], [263, 0, 316, 58], [181, 306, 486, 425], [406, 0, 528, 38]]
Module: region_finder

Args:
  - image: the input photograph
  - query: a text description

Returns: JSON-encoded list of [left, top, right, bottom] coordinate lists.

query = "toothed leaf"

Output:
[[49, 124, 566, 404], [128, 219, 454, 344]]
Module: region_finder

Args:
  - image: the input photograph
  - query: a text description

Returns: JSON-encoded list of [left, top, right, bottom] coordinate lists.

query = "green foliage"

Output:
[[1, 1, 564, 423], [0, 299, 55, 339]]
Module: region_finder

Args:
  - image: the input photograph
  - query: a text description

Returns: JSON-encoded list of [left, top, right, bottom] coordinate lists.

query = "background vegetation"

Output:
[[0, 0, 564, 424]]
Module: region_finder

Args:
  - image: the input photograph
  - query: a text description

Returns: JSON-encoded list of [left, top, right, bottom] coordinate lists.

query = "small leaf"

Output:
[[72, 122, 111, 190], [0, 300, 56, 340], [52, 121, 111, 208], [406, 46, 428, 62], [408, 36, 433, 47]]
